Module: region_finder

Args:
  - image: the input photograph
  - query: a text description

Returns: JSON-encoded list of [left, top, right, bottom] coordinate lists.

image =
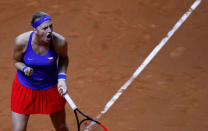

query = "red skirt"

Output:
[[11, 76, 66, 115]]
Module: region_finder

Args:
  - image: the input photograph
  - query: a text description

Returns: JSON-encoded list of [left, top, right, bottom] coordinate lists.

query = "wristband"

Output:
[[58, 73, 66, 80], [22, 66, 27, 72]]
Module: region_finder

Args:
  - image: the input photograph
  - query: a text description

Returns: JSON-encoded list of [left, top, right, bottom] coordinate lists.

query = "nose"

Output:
[[47, 27, 52, 33]]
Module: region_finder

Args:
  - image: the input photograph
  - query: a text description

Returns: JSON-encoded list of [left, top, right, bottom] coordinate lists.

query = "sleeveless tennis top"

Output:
[[17, 31, 58, 90]]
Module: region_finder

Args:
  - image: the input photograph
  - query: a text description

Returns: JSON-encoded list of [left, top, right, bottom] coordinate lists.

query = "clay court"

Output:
[[0, 0, 208, 130]]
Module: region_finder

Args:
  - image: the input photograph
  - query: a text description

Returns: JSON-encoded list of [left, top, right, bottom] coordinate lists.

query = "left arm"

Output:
[[58, 40, 69, 74], [55, 34, 69, 96]]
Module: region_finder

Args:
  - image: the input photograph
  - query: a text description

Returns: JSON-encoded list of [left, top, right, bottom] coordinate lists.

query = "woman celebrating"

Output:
[[11, 12, 69, 131]]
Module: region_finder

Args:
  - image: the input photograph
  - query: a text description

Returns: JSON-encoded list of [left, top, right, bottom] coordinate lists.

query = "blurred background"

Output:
[[0, 0, 208, 130]]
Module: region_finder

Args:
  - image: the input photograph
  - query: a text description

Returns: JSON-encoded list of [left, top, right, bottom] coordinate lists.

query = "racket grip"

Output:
[[64, 93, 77, 110]]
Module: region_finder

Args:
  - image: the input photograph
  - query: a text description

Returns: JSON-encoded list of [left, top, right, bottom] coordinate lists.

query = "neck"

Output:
[[33, 33, 50, 46]]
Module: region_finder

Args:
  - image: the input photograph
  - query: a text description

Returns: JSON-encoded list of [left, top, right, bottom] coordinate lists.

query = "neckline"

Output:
[[29, 32, 51, 56]]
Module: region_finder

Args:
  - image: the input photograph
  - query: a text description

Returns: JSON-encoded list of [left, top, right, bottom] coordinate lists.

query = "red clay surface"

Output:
[[0, 0, 208, 130]]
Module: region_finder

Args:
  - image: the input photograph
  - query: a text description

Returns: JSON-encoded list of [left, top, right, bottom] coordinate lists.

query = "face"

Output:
[[35, 20, 53, 43]]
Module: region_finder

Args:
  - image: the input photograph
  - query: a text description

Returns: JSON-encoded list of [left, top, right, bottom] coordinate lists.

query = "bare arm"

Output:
[[54, 33, 69, 74], [13, 33, 33, 76], [54, 33, 69, 96], [13, 35, 27, 71], [58, 46, 69, 74]]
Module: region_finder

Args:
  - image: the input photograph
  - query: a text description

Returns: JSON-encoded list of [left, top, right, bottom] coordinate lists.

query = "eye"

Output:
[[43, 27, 48, 30]]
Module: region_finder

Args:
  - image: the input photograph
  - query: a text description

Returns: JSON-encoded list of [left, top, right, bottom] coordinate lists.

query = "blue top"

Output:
[[17, 32, 58, 90]]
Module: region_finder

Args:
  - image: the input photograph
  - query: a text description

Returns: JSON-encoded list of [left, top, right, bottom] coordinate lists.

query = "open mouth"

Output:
[[47, 34, 51, 39]]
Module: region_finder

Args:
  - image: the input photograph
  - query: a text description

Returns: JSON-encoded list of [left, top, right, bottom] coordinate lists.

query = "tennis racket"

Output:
[[64, 93, 108, 131]]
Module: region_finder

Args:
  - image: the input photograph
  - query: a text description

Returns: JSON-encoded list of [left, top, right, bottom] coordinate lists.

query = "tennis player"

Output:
[[11, 12, 69, 131]]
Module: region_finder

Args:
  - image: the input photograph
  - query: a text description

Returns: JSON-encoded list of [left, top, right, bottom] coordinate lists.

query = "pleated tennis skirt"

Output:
[[11, 76, 66, 115]]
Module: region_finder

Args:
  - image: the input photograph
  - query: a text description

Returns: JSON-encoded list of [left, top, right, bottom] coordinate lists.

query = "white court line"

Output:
[[96, 0, 202, 119]]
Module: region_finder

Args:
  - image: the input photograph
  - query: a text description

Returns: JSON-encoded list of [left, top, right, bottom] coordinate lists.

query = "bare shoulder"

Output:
[[52, 32, 67, 47], [13, 31, 32, 60], [15, 31, 32, 48], [52, 32, 68, 56]]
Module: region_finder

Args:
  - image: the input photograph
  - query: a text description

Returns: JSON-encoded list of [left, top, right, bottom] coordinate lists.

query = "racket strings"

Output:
[[80, 120, 105, 131]]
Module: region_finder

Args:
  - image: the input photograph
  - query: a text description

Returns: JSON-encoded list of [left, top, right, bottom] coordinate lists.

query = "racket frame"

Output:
[[64, 93, 107, 131]]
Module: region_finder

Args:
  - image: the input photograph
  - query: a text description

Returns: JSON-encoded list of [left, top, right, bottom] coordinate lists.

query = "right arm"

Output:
[[13, 34, 33, 76]]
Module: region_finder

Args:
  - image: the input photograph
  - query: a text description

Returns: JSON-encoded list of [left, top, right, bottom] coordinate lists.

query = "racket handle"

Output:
[[64, 93, 77, 110]]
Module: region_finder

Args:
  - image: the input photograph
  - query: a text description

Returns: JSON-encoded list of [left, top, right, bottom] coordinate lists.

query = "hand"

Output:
[[24, 67, 33, 76], [57, 80, 68, 96]]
